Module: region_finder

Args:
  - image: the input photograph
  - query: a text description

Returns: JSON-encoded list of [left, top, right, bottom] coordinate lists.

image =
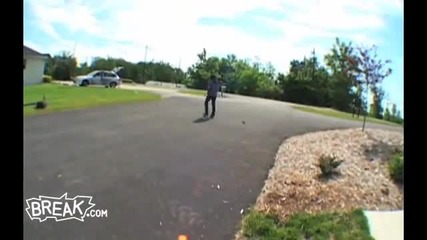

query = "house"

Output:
[[24, 45, 50, 85]]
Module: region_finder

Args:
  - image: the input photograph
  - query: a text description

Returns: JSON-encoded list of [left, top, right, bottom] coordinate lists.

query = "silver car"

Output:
[[74, 70, 122, 88]]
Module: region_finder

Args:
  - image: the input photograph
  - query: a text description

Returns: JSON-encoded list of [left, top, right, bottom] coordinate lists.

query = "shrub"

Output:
[[388, 152, 403, 183], [121, 78, 134, 84], [43, 75, 53, 83], [392, 147, 403, 155], [182, 77, 193, 88], [317, 154, 343, 177]]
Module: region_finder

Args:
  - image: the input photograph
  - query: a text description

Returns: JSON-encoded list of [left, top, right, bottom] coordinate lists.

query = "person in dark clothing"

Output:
[[219, 80, 224, 97], [204, 75, 221, 118]]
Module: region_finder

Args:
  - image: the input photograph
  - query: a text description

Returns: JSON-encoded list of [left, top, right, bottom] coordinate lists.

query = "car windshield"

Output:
[[87, 71, 100, 76]]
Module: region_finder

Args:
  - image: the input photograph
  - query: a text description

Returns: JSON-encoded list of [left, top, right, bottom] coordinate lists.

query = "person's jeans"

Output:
[[204, 95, 217, 115]]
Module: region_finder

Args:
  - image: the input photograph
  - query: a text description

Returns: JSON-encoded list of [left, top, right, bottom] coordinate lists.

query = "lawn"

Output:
[[24, 84, 161, 116], [179, 88, 206, 96], [241, 209, 374, 240], [292, 105, 400, 126]]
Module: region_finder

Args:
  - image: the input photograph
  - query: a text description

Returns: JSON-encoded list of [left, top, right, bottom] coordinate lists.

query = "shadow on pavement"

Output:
[[24, 102, 37, 107], [193, 117, 211, 123]]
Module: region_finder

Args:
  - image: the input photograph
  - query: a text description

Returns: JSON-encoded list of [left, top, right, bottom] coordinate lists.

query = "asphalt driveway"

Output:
[[24, 95, 402, 240]]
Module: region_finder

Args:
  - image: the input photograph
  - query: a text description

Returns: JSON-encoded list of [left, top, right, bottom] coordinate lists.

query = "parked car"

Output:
[[73, 70, 122, 88]]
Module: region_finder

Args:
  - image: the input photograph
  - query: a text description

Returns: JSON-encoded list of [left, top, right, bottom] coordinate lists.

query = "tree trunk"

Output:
[[351, 99, 357, 118], [355, 88, 362, 118], [362, 110, 367, 131], [361, 84, 368, 131], [356, 98, 361, 118]]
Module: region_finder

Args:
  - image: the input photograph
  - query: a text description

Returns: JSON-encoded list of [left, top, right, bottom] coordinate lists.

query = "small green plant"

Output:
[[392, 147, 403, 155], [388, 151, 403, 183], [43, 75, 53, 83], [317, 154, 344, 177]]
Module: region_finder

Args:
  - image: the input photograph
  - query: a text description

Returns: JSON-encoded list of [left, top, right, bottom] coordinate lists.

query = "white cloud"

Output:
[[25, 0, 403, 73], [284, 1, 385, 31], [29, 0, 101, 35]]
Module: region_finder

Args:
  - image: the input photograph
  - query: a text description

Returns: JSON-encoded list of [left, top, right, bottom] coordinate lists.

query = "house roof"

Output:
[[24, 45, 50, 58]]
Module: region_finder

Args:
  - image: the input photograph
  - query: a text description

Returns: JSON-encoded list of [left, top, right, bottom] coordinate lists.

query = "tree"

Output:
[[369, 86, 385, 119], [324, 38, 360, 112], [47, 51, 78, 80], [187, 49, 221, 89], [395, 110, 403, 123], [389, 104, 403, 124], [354, 45, 392, 131], [391, 103, 397, 119], [383, 108, 391, 121]]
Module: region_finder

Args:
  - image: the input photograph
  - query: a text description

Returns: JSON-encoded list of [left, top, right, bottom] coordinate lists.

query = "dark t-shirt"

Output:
[[207, 79, 221, 97]]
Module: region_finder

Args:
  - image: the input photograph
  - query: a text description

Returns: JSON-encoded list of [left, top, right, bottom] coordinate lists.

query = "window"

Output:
[[88, 71, 99, 76]]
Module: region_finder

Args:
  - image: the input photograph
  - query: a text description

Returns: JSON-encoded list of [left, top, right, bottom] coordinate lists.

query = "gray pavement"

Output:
[[24, 94, 402, 240]]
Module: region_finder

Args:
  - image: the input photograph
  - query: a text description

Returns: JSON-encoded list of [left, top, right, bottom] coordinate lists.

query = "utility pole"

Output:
[[72, 41, 78, 75], [176, 57, 181, 87], [144, 45, 148, 62], [141, 45, 148, 83], [311, 48, 316, 81], [72, 42, 77, 57]]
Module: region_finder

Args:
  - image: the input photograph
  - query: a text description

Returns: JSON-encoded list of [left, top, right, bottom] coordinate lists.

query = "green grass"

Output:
[[24, 84, 161, 116], [292, 105, 400, 126], [242, 209, 374, 240], [179, 88, 206, 96]]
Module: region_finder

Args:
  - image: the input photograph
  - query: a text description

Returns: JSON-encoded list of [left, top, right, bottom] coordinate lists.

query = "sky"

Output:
[[24, 0, 404, 114]]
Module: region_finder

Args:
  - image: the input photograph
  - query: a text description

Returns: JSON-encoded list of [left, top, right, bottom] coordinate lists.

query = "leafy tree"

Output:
[[394, 110, 403, 124], [187, 48, 219, 89], [324, 38, 360, 112], [45, 51, 77, 80], [369, 86, 385, 119], [354, 45, 392, 130], [383, 108, 391, 121], [391, 103, 397, 118], [281, 50, 331, 106], [388, 104, 403, 124]]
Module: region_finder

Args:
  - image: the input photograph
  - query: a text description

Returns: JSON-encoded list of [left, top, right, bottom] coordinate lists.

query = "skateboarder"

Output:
[[204, 75, 221, 118]]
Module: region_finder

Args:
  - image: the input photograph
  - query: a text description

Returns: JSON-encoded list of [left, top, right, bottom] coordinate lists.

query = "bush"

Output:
[[182, 77, 193, 88], [121, 78, 134, 84], [388, 152, 403, 183], [43, 75, 53, 83], [317, 154, 343, 177]]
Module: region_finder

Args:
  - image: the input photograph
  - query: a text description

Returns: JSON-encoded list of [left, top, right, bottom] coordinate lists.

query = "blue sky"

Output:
[[24, 0, 403, 114]]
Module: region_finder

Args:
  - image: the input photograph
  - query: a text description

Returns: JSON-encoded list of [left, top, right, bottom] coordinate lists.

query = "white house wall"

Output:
[[24, 57, 46, 85]]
